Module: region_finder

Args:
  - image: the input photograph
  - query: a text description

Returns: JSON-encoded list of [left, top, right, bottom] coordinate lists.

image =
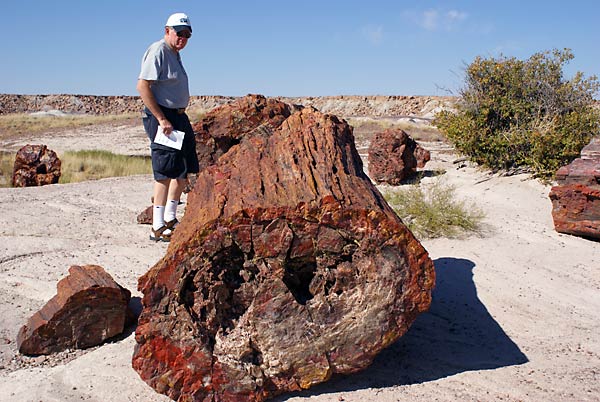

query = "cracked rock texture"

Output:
[[132, 95, 435, 401]]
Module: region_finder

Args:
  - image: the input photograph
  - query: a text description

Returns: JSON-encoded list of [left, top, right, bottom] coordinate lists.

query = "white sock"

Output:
[[164, 199, 179, 222], [152, 205, 166, 231]]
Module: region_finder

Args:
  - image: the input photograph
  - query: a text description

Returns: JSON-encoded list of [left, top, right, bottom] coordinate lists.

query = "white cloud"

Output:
[[362, 25, 384, 46], [409, 8, 468, 31], [422, 9, 439, 31]]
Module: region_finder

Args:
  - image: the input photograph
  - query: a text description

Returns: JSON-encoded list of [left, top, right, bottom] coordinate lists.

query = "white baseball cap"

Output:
[[165, 13, 192, 33]]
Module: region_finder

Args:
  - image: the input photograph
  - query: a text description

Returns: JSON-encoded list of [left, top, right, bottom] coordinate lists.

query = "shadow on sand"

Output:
[[276, 257, 528, 399]]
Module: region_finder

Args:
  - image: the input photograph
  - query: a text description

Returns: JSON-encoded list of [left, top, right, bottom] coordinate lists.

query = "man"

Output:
[[137, 12, 199, 242]]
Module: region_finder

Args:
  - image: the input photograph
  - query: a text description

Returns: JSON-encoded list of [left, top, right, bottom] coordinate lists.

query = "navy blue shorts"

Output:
[[142, 106, 200, 180]]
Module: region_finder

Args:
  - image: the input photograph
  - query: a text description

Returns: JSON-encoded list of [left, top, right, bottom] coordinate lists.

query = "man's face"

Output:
[[165, 27, 191, 51]]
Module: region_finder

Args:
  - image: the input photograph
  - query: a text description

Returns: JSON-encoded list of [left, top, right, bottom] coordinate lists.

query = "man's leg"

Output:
[[152, 179, 170, 231], [164, 178, 187, 226]]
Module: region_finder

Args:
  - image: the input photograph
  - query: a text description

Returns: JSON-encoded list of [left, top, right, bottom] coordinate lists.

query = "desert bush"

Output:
[[383, 179, 484, 239], [60, 150, 151, 184], [434, 48, 600, 179]]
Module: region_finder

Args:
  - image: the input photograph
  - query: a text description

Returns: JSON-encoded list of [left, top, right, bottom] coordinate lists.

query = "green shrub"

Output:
[[384, 179, 484, 239], [435, 48, 600, 179]]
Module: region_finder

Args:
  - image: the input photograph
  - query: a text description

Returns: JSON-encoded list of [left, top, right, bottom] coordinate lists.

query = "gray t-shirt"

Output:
[[139, 39, 189, 109]]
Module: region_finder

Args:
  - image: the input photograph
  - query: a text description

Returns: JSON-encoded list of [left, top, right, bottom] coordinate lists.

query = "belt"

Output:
[[160, 106, 186, 115]]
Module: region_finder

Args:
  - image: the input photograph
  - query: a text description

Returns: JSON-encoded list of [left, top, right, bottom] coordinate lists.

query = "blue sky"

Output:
[[2, 1, 599, 97]]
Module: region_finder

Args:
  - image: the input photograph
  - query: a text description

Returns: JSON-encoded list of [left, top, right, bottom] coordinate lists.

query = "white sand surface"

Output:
[[0, 124, 598, 401]]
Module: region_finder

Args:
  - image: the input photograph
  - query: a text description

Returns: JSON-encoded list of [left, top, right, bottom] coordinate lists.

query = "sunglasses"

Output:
[[176, 30, 192, 39]]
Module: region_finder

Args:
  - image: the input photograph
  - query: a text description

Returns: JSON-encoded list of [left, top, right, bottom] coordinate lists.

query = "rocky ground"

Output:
[[0, 97, 598, 401]]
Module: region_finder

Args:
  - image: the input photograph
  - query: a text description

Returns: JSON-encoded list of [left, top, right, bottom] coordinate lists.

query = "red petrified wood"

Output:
[[367, 128, 430, 185], [132, 95, 435, 401], [549, 137, 600, 239], [12, 144, 61, 187], [17, 265, 133, 355]]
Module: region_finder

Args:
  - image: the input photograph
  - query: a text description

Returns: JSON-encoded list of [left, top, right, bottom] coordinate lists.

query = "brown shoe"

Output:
[[165, 218, 179, 230], [149, 225, 172, 242]]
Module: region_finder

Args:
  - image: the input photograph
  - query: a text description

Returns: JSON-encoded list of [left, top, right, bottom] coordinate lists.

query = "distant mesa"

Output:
[[0, 93, 456, 117]]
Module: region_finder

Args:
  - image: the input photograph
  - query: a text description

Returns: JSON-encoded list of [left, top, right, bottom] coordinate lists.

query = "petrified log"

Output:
[[133, 96, 435, 401], [17, 265, 133, 355], [137, 205, 153, 225], [549, 136, 600, 239], [12, 144, 61, 187], [367, 128, 430, 185], [581, 137, 600, 160], [549, 184, 600, 239]]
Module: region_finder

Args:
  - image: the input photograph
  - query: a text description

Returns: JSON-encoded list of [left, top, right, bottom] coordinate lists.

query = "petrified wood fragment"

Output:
[[12, 144, 61, 187], [367, 128, 430, 185], [17, 265, 132, 355], [133, 96, 435, 401], [549, 136, 600, 239]]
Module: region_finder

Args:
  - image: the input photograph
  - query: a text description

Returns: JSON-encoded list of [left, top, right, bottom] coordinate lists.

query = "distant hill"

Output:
[[0, 94, 456, 118]]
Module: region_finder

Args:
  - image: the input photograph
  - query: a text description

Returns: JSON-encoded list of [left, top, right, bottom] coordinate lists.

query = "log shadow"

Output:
[[108, 296, 142, 341], [400, 169, 446, 185], [276, 257, 528, 399]]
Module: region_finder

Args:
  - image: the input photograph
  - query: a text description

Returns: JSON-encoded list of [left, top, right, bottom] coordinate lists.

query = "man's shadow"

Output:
[[277, 257, 528, 398]]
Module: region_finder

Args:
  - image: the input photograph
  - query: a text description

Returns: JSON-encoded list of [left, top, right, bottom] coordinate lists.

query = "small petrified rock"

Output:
[[12, 144, 61, 187], [367, 128, 430, 185], [17, 265, 133, 355], [549, 136, 600, 239], [137, 205, 153, 225]]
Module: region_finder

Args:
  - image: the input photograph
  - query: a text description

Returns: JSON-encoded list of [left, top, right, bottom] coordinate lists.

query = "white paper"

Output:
[[153, 129, 185, 150]]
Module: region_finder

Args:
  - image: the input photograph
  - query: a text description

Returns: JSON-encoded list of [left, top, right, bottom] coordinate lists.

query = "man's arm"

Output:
[[136, 79, 174, 135]]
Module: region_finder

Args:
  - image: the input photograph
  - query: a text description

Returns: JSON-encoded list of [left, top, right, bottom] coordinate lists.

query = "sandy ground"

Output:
[[0, 121, 599, 402]]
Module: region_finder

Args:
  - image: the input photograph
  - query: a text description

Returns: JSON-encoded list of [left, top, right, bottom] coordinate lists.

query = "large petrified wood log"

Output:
[[12, 144, 61, 187], [133, 96, 435, 401], [17, 265, 132, 355]]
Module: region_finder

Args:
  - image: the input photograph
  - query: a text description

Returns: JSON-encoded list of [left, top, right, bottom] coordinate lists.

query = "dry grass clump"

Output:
[[60, 150, 151, 184], [0, 113, 137, 137], [0, 152, 15, 187], [383, 179, 484, 239]]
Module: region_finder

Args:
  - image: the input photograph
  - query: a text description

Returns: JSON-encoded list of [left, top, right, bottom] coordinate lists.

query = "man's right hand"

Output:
[[159, 118, 174, 135]]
